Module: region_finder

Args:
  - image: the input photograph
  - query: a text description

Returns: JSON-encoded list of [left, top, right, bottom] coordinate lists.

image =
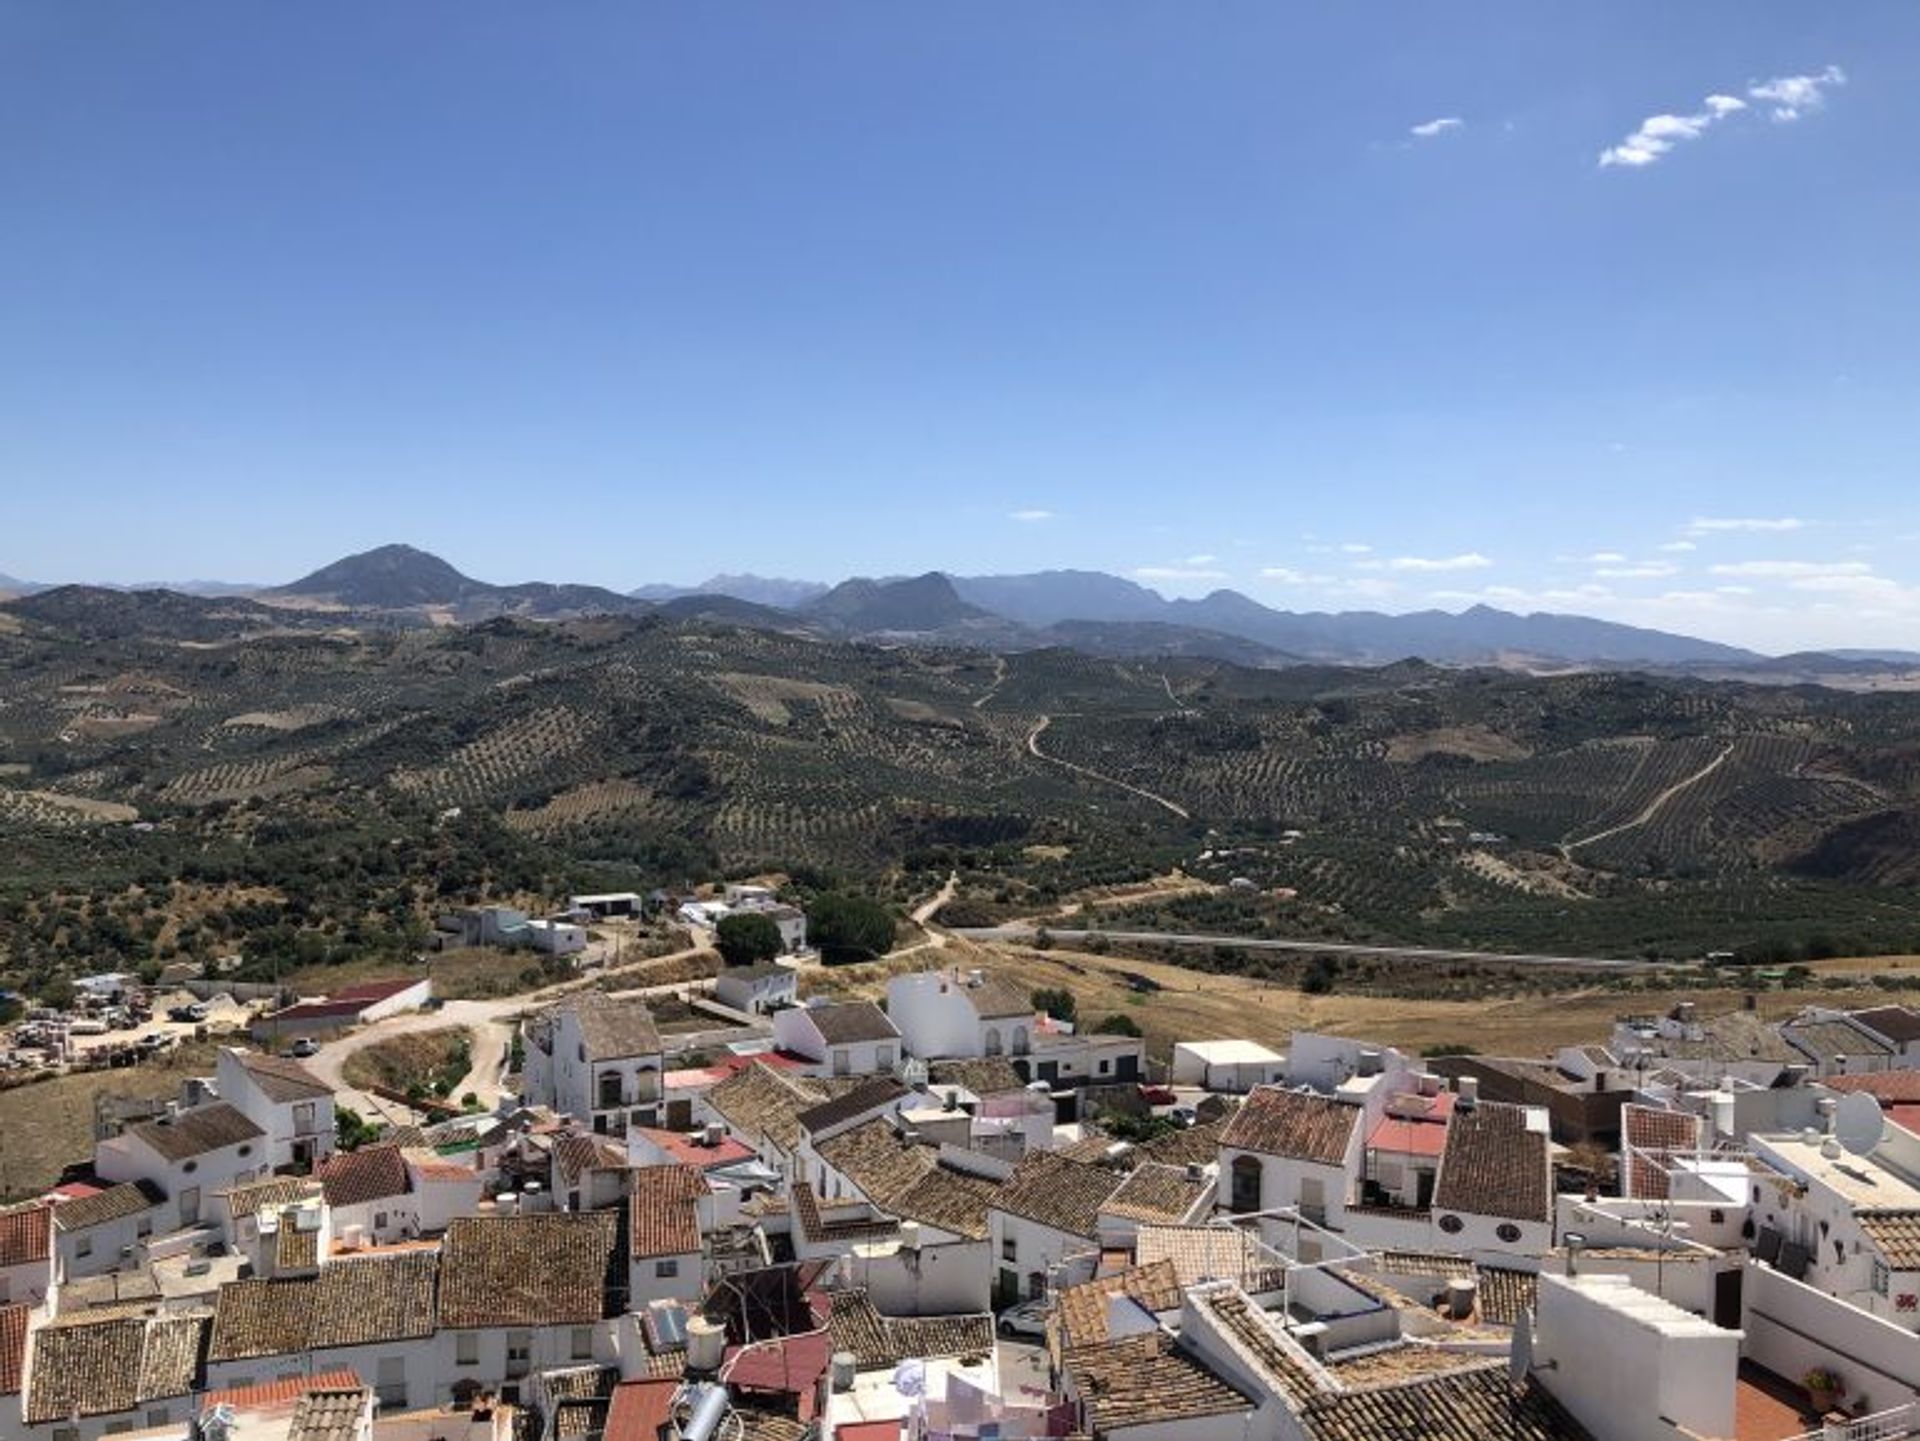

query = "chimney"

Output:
[[1457, 1076, 1480, 1108], [1817, 1096, 1838, 1134]]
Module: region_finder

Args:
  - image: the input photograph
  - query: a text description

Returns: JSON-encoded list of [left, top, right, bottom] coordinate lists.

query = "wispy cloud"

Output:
[[1658, 540, 1699, 553], [1380, 552, 1493, 573], [1750, 65, 1846, 122], [1599, 69, 1839, 168], [1585, 551, 1628, 564], [1008, 508, 1053, 523], [1410, 116, 1463, 139], [1688, 516, 1804, 534], [1594, 561, 1681, 579], [1340, 542, 1373, 555], [1260, 566, 1330, 585], [1708, 560, 1869, 579], [1183, 553, 1218, 567]]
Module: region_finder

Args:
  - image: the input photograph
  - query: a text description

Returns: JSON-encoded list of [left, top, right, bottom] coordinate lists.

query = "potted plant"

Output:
[[1803, 1366, 1843, 1413]]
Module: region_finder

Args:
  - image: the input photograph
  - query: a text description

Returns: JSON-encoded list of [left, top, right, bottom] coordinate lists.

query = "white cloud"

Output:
[[1340, 543, 1373, 555], [1600, 110, 1719, 168], [1657, 540, 1699, 553], [1594, 562, 1681, 579], [1183, 554, 1218, 567], [1687, 516, 1804, 533], [1708, 560, 1870, 579], [1750, 65, 1846, 122], [1715, 585, 1755, 596], [1586, 551, 1628, 564], [1410, 116, 1463, 139], [1133, 565, 1228, 583], [1383, 552, 1493, 573], [1600, 70, 1839, 168], [1008, 508, 1053, 522], [1260, 567, 1330, 585]]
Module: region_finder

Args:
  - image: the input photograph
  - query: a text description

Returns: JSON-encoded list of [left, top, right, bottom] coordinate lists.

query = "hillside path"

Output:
[[1564, 741, 1735, 852], [912, 871, 959, 926], [971, 656, 1008, 710], [1026, 715, 1191, 820]]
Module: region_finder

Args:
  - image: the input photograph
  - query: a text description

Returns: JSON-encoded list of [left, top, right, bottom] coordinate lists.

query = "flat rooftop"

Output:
[[1754, 1134, 1920, 1209], [1178, 1040, 1285, 1064]]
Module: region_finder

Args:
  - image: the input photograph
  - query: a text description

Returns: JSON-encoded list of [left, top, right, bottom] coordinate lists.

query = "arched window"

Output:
[[1230, 1154, 1263, 1214], [984, 1027, 1003, 1056], [1011, 1026, 1030, 1057]]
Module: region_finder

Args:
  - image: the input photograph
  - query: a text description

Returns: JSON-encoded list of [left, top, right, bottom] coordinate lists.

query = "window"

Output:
[[832, 1049, 851, 1077], [106, 1422, 133, 1435], [1495, 1222, 1523, 1244], [1229, 1155, 1263, 1214], [984, 1027, 1002, 1057], [76, 1235, 93, 1259], [1874, 1259, 1891, 1298], [656, 1258, 679, 1278], [294, 1102, 316, 1134], [1011, 1026, 1029, 1056], [375, 1212, 390, 1230], [571, 1327, 593, 1360], [136, 1217, 152, 1238], [376, 1356, 407, 1408], [53, 1427, 79, 1441], [182, 1160, 198, 1175], [456, 1332, 479, 1366], [876, 1046, 895, 1071], [238, 1144, 252, 1158], [1438, 1213, 1465, 1235], [506, 1331, 532, 1377], [599, 1071, 625, 1109], [1097, 1059, 1110, 1075], [1002, 1237, 1017, 1263], [147, 1410, 171, 1427]]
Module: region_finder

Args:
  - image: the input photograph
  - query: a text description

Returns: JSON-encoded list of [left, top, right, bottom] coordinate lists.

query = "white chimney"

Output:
[[830, 1352, 857, 1393], [705, 1123, 725, 1147], [1457, 1076, 1480, 1107], [685, 1316, 726, 1373]]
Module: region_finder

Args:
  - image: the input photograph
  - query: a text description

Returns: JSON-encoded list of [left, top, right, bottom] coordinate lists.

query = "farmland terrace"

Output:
[[5, 589, 1920, 990]]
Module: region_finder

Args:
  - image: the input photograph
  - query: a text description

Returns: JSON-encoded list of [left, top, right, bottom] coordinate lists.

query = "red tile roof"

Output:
[[0, 1203, 53, 1268], [1623, 1105, 1703, 1202], [1825, 1072, 1920, 1104], [724, 1328, 832, 1409], [1222, 1087, 1362, 1165], [315, 1145, 411, 1209], [605, 1379, 678, 1441], [200, 1370, 365, 1414], [0, 1303, 28, 1396], [632, 1127, 756, 1170], [628, 1165, 707, 1259], [1367, 1114, 1449, 1159]]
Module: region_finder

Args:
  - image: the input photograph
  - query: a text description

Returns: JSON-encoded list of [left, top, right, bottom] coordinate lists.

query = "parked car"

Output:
[[67, 1018, 108, 1036], [996, 1297, 1049, 1340], [289, 1036, 321, 1058], [167, 1003, 209, 1024], [138, 1032, 175, 1053], [1138, 1084, 1177, 1106]]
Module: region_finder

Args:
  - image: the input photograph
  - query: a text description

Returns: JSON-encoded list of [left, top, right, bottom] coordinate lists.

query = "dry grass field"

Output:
[[342, 1026, 472, 1095]]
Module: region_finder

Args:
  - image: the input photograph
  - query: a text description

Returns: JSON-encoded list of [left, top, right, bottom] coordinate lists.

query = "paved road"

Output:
[[953, 925, 1670, 971]]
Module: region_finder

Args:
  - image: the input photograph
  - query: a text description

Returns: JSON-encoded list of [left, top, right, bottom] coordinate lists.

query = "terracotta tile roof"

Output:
[[796, 1077, 909, 1138], [705, 1063, 829, 1153], [827, 1291, 992, 1370], [629, 1165, 707, 1259], [1475, 1265, 1540, 1326], [1622, 1104, 1704, 1201], [962, 973, 1035, 1020], [232, 1049, 334, 1103], [815, 1118, 935, 1206], [802, 1001, 900, 1046], [1138, 1118, 1228, 1169], [553, 1133, 630, 1185], [221, 1176, 318, 1223], [1858, 1210, 1920, 1270], [1054, 1260, 1184, 1350], [439, 1211, 619, 1328], [606, 1379, 678, 1441], [128, 1102, 264, 1162], [927, 1057, 1027, 1097], [1064, 1331, 1254, 1431], [1433, 1103, 1551, 1224], [200, 1369, 363, 1413], [1198, 1285, 1326, 1401], [1300, 1366, 1592, 1441], [792, 1184, 898, 1245], [287, 1387, 371, 1441], [0, 1202, 52, 1267], [1853, 1007, 1920, 1045], [1220, 1088, 1361, 1165], [994, 1153, 1125, 1238], [1825, 1072, 1920, 1104], [25, 1309, 210, 1423], [210, 1251, 439, 1361], [1100, 1163, 1211, 1224], [54, 1180, 166, 1232], [1782, 1015, 1892, 1062], [0, 1303, 28, 1396], [630, 1127, 756, 1171], [724, 1327, 832, 1400], [886, 1164, 999, 1242], [1136, 1223, 1286, 1291], [734, 1408, 812, 1441], [316, 1143, 412, 1209], [275, 1207, 322, 1272], [403, 1148, 480, 1182], [569, 993, 663, 1061]]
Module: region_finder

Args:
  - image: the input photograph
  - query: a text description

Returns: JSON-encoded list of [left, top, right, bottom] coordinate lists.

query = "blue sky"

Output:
[[4, 3, 1918, 650]]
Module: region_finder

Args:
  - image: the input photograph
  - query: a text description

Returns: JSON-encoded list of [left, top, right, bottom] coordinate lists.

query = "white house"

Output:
[[1217, 1085, 1364, 1257], [525, 919, 587, 957], [1171, 1040, 1287, 1094], [712, 964, 799, 1017], [0, 1204, 53, 1310], [19, 1309, 210, 1440], [626, 1165, 708, 1309], [51, 1182, 166, 1279], [886, 968, 1036, 1062], [987, 1152, 1124, 1309], [95, 1102, 269, 1232], [1424, 1100, 1556, 1255], [773, 1001, 901, 1078], [521, 994, 664, 1135], [314, 1144, 418, 1246], [216, 1048, 336, 1173]]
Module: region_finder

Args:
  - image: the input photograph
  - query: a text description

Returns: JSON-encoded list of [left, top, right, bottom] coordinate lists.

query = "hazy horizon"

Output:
[[7, 4, 1919, 650]]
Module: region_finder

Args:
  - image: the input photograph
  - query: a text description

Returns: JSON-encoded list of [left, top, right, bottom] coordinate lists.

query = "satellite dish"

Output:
[[1508, 1307, 1534, 1387], [1835, 1090, 1887, 1156]]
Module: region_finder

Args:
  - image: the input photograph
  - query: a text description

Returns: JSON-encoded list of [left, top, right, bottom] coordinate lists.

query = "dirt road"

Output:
[[1564, 742, 1735, 852], [1026, 716, 1191, 820]]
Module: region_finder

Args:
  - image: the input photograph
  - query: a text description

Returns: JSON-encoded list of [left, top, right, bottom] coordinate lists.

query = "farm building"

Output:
[[570, 892, 641, 919], [1170, 1040, 1287, 1093], [251, 976, 433, 1043]]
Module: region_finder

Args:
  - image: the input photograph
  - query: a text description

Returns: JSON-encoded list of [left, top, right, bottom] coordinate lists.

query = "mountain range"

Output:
[[9, 542, 1915, 676]]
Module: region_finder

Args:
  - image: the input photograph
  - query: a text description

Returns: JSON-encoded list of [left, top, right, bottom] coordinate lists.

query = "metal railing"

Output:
[[1781, 1403, 1920, 1441]]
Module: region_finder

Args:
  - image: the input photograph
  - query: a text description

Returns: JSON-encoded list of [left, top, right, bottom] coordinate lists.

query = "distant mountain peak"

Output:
[[804, 571, 994, 633], [276, 544, 476, 607]]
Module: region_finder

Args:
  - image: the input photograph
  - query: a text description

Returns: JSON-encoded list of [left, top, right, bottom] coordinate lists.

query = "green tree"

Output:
[[335, 1105, 381, 1152], [716, 912, 784, 967], [1092, 1012, 1142, 1037], [809, 893, 898, 965], [1031, 987, 1078, 1025]]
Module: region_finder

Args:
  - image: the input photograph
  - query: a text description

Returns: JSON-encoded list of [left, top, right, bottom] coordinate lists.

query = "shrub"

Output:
[[716, 912, 784, 967], [1093, 1013, 1142, 1037], [1032, 987, 1077, 1024], [810, 893, 898, 965]]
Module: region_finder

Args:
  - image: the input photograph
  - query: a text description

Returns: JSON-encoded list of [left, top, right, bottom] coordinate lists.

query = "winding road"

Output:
[[1563, 742, 1735, 852], [1026, 715, 1191, 819]]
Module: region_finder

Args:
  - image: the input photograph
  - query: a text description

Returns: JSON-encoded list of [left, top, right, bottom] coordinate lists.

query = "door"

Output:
[[1713, 1268, 1743, 1329], [179, 1186, 201, 1226]]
